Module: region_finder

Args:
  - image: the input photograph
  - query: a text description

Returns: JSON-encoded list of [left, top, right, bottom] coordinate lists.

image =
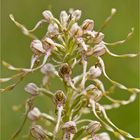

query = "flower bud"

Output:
[[69, 23, 83, 37], [98, 132, 111, 140], [87, 121, 101, 134], [63, 121, 77, 134], [92, 42, 106, 57], [40, 64, 57, 86], [88, 65, 102, 79], [86, 85, 103, 102], [24, 83, 39, 96], [47, 23, 59, 37], [41, 63, 56, 75], [69, 8, 74, 14], [60, 11, 69, 27], [59, 63, 72, 78], [42, 10, 53, 22], [42, 37, 56, 50], [30, 125, 47, 139], [30, 40, 46, 55], [71, 10, 82, 21], [92, 88, 103, 102], [82, 19, 94, 31], [28, 107, 41, 121], [54, 90, 66, 107]]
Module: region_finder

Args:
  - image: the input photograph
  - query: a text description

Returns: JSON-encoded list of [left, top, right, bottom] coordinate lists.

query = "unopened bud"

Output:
[[42, 10, 53, 22], [41, 63, 56, 75], [63, 121, 77, 134], [59, 63, 71, 78], [54, 90, 66, 107], [86, 85, 103, 102], [88, 65, 102, 79], [60, 11, 69, 27], [47, 23, 59, 37], [98, 132, 111, 140], [40, 63, 56, 85], [30, 125, 47, 139], [87, 121, 101, 134], [24, 83, 39, 96], [72, 10, 82, 21], [69, 8, 74, 14], [93, 42, 106, 57], [30, 40, 46, 55], [82, 19, 94, 31], [69, 23, 83, 37], [42, 37, 56, 50], [92, 88, 103, 102], [28, 107, 41, 121]]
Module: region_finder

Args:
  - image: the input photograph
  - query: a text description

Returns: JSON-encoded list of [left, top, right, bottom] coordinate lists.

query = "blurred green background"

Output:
[[1, 0, 139, 139]]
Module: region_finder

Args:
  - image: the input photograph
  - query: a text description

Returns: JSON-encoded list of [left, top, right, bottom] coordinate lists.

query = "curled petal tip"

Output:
[[9, 14, 14, 19], [111, 8, 117, 14]]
